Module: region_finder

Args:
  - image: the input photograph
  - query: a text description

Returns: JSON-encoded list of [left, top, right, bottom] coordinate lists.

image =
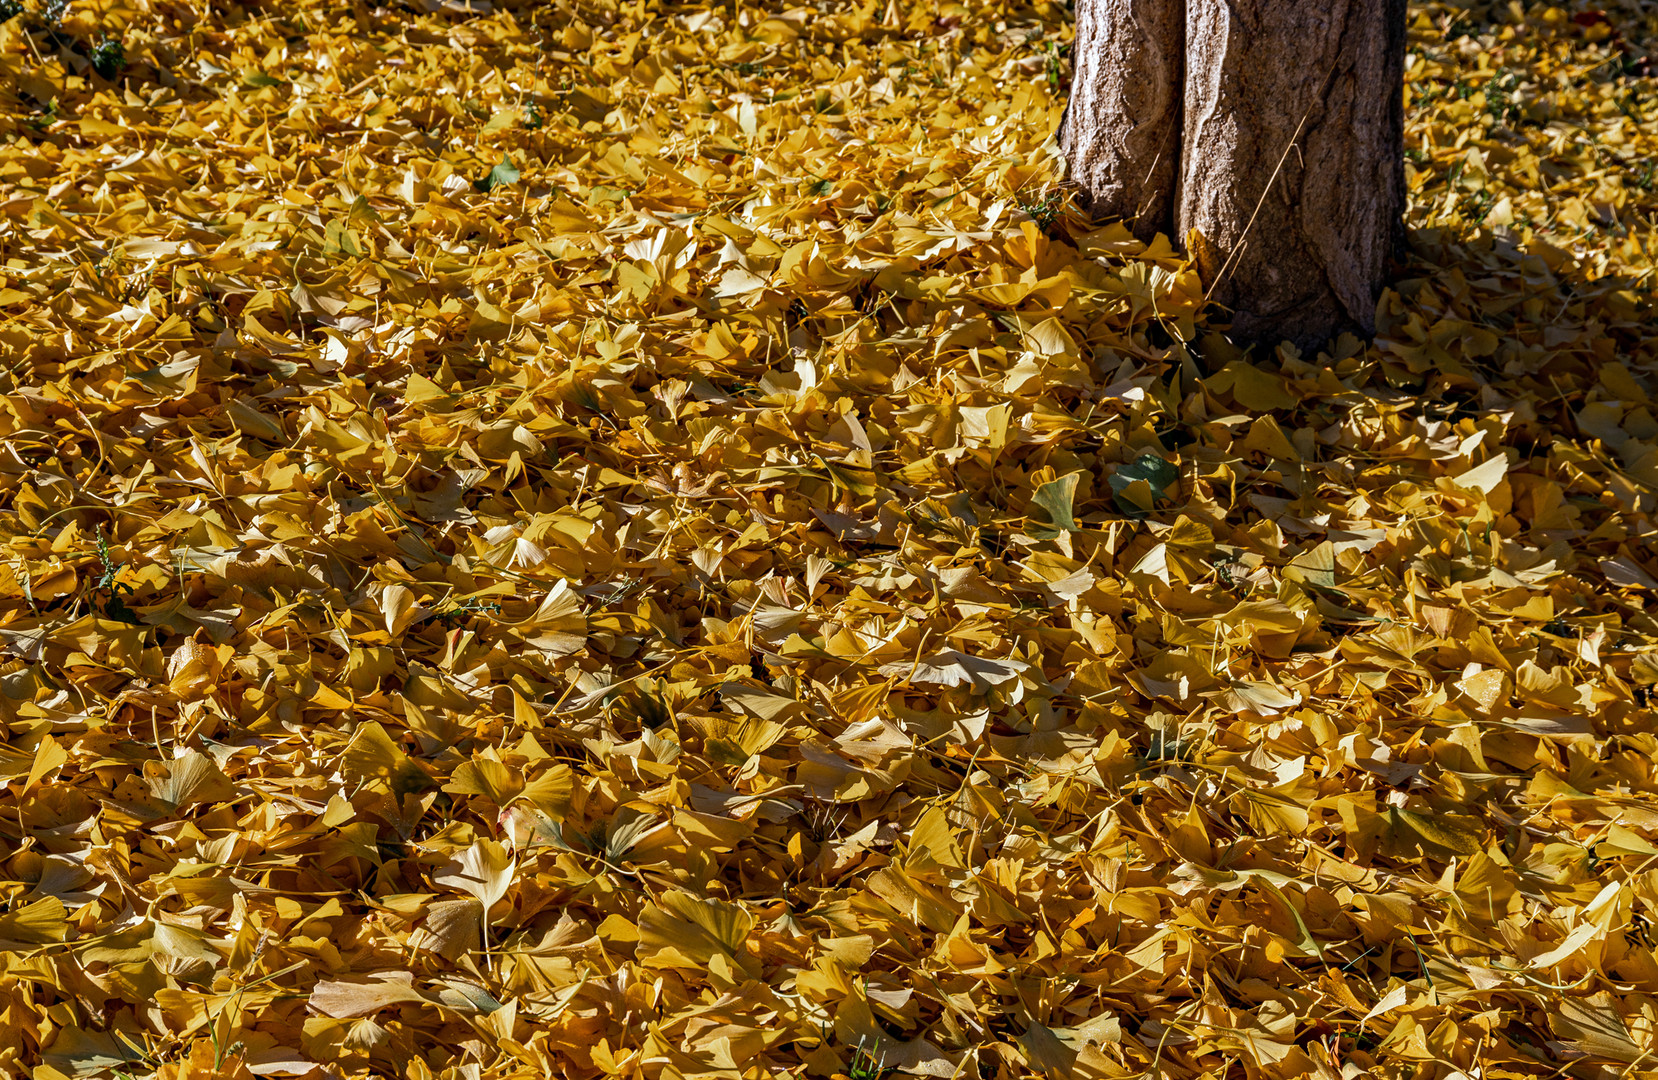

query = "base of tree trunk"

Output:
[[1063, 0, 1407, 348]]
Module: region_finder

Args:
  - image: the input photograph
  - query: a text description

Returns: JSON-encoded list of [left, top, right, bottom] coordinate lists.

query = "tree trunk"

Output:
[[1063, 0, 1407, 348], [1058, 0, 1183, 243]]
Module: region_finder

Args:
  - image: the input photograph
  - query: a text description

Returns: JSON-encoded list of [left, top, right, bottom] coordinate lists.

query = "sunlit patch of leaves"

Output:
[[0, 1, 1648, 1079]]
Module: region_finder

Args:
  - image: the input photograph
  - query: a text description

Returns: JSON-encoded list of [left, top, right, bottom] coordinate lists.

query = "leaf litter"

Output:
[[0, 0, 1655, 1078]]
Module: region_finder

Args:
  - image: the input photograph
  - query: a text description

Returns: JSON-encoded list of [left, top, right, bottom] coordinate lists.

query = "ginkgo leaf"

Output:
[[23, 735, 65, 795], [1602, 555, 1658, 590], [637, 889, 754, 972], [443, 755, 523, 806], [310, 972, 434, 1018], [1527, 920, 1600, 969], [522, 579, 586, 630], [340, 723, 433, 798], [1597, 825, 1658, 859], [1550, 993, 1646, 1063], [0, 897, 67, 945], [1223, 680, 1304, 715], [433, 840, 514, 912], [1028, 471, 1080, 537], [41, 1029, 147, 1077], [879, 649, 1029, 691], [381, 584, 420, 636], [476, 154, 521, 192], [1450, 453, 1509, 493], [165, 639, 227, 700], [1015, 1021, 1076, 1078], [1388, 807, 1483, 857], [601, 811, 663, 866], [908, 804, 964, 868], [146, 751, 235, 809], [701, 715, 787, 765], [430, 977, 504, 1014], [409, 900, 485, 962], [516, 765, 574, 818]]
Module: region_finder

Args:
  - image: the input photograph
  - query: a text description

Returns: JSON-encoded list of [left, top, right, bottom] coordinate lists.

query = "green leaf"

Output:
[[1109, 453, 1178, 515], [323, 218, 362, 258], [1029, 471, 1080, 537], [347, 193, 381, 226], [476, 154, 521, 192], [1284, 540, 1337, 589]]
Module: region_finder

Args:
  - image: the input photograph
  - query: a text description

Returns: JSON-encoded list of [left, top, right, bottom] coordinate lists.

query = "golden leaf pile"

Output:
[[0, 0, 1655, 1078]]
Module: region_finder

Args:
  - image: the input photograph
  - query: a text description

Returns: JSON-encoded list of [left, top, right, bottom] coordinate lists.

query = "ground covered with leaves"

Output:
[[0, 0, 1656, 1077]]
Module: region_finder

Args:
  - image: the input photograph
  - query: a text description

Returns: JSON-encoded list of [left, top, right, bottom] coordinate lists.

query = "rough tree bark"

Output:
[[1058, 0, 1184, 243], [1062, 0, 1407, 347]]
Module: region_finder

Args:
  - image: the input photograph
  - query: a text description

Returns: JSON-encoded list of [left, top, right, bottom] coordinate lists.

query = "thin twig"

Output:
[[1203, 104, 1316, 301], [1205, 56, 1344, 302]]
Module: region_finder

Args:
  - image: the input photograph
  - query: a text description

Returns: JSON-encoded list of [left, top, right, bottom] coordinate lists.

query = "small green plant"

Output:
[[1483, 67, 1525, 125], [93, 526, 139, 623], [1044, 40, 1065, 89], [1458, 187, 1496, 224], [89, 35, 124, 80], [92, 251, 147, 304], [1443, 158, 1465, 192], [41, 0, 68, 23], [433, 596, 502, 624], [1018, 189, 1063, 231], [523, 100, 545, 129], [0, 0, 24, 21], [26, 97, 57, 132], [847, 1037, 887, 1080]]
